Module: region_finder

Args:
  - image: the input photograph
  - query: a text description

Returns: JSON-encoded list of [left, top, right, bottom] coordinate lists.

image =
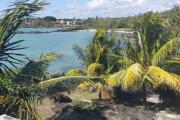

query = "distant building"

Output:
[[56, 19, 82, 26], [59, 20, 64, 25], [65, 20, 76, 26], [66, 21, 71, 26]]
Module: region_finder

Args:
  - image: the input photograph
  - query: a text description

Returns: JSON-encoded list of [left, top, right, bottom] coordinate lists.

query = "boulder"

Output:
[[53, 94, 72, 103], [0, 114, 18, 120]]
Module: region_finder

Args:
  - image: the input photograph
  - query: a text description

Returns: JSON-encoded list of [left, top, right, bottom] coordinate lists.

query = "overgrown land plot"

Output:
[[0, 0, 180, 120]]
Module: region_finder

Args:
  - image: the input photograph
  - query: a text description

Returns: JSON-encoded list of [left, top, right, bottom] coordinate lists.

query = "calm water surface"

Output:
[[12, 28, 95, 73]]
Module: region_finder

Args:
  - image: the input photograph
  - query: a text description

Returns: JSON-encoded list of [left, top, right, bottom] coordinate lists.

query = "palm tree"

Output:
[[14, 52, 62, 84], [73, 29, 119, 72], [109, 13, 180, 102], [71, 30, 121, 100], [0, 0, 47, 75], [87, 63, 106, 100], [0, 51, 103, 119], [0, 3, 107, 119], [0, 0, 48, 119], [0, 52, 62, 120]]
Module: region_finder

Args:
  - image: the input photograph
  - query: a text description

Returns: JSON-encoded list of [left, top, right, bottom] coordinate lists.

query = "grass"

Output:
[[67, 90, 111, 101], [68, 90, 98, 101]]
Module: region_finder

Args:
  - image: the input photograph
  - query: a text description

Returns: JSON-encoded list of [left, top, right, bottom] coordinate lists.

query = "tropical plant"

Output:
[[14, 52, 62, 84], [73, 29, 119, 72], [0, 0, 48, 119], [0, 52, 61, 120], [86, 63, 104, 100], [87, 63, 104, 76], [0, 52, 103, 119], [39, 76, 105, 95], [0, 0, 47, 75], [109, 12, 180, 102], [73, 30, 122, 100]]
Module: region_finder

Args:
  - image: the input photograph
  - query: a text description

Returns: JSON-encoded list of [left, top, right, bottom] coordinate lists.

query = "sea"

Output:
[[11, 28, 95, 74]]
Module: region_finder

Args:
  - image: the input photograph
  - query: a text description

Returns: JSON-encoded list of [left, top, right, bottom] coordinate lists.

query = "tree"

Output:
[[0, 0, 47, 75], [87, 63, 105, 100], [73, 29, 121, 73], [43, 16, 57, 21], [14, 52, 62, 84], [73, 30, 123, 100], [109, 12, 180, 103], [0, 0, 48, 119], [0, 52, 61, 120]]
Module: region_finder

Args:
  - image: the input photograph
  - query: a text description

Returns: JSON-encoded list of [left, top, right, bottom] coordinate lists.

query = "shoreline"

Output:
[[16, 28, 134, 34], [16, 29, 97, 34]]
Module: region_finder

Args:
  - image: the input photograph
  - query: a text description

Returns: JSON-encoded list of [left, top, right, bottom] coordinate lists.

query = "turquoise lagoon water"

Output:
[[12, 28, 95, 73]]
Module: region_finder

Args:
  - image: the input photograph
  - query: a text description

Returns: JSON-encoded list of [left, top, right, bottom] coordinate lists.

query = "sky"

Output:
[[0, 0, 180, 19]]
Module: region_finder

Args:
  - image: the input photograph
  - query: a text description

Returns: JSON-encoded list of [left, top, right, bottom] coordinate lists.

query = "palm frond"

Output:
[[166, 57, 180, 64], [0, 0, 47, 74], [109, 63, 145, 90], [117, 57, 134, 67], [152, 38, 180, 66], [14, 52, 61, 84], [108, 70, 126, 87], [39, 76, 105, 96], [145, 66, 180, 91], [0, 96, 41, 120], [108, 54, 134, 67], [72, 45, 86, 65]]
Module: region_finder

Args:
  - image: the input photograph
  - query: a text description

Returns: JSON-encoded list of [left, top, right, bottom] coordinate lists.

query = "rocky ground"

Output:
[[36, 92, 180, 120]]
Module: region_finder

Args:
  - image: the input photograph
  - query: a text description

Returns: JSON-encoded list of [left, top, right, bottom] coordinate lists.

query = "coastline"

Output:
[[16, 28, 97, 34], [16, 28, 133, 34], [76, 29, 97, 32]]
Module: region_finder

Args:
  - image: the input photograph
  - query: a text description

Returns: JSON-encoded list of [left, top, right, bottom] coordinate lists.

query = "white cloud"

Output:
[[57, 0, 178, 18], [87, 0, 108, 9]]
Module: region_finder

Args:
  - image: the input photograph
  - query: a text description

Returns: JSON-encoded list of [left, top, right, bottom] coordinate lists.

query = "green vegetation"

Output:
[[109, 12, 180, 102], [66, 69, 86, 76], [83, 6, 180, 31], [87, 63, 104, 76], [0, 0, 179, 120]]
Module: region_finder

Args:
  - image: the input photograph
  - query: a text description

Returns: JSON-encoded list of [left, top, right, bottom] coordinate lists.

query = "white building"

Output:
[[66, 21, 71, 26]]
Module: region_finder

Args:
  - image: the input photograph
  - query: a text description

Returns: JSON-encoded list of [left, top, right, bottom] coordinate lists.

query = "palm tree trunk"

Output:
[[142, 83, 146, 103], [99, 88, 102, 100]]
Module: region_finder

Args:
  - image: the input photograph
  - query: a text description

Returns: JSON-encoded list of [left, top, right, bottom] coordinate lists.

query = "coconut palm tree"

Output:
[[0, 51, 65, 116], [0, 0, 48, 119], [73, 29, 120, 72], [14, 52, 62, 84], [0, 2, 107, 119], [0, 52, 62, 120], [0, 0, 47, 75], [0, 51, 104, 120], [109, 13, 180, 102]]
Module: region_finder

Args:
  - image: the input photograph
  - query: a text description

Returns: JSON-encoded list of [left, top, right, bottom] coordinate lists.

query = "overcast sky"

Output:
[[0, 0, 180, 18]]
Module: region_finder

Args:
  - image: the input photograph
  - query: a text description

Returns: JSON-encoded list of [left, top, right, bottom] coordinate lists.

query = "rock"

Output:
[[54, 94, 72, 103], [0, 114, 18, 120], [146, 94, 162, 103], [131, 116, 139, 120], [155, 111, 180, 120], [103, 109, 116, 117]]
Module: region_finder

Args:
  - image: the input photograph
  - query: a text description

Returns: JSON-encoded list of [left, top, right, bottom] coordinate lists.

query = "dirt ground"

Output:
[[36, 92, 180, 120]]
